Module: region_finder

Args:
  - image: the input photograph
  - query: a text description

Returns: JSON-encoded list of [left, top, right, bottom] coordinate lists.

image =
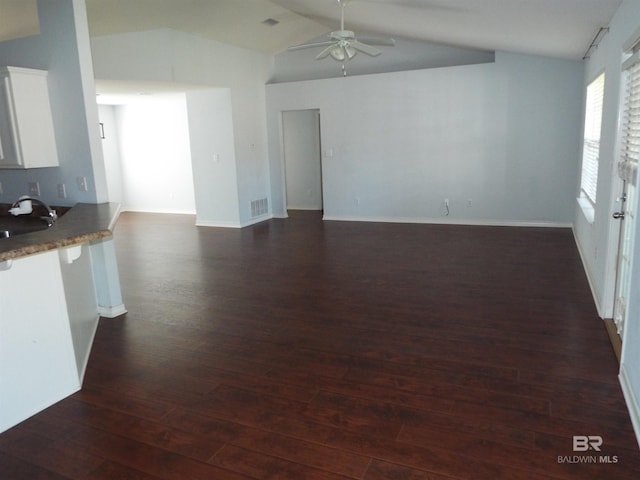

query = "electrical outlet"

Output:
[[76, 176, 88, 192], [57, 183, 67, 199], [28, 181, 40, 196], [467, 199, 472, 207]]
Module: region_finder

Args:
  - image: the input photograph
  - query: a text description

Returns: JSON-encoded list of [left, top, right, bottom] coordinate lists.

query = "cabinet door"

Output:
[[0, 67, 59, 169], [0, 75, 19, 168], [9, 69, 58, 168]]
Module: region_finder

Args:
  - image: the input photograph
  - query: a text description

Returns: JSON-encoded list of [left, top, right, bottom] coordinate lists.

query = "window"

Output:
[[579, 73, 605, 207]]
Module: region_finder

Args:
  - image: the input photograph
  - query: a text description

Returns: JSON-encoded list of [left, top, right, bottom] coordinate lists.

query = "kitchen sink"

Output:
[[0, 218, 53, 239]]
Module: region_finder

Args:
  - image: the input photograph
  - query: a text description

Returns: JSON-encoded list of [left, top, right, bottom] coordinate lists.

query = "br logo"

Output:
[[573, 435, 603, 452]]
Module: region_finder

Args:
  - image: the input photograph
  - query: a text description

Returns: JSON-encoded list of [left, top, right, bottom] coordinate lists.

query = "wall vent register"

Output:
[[251, 198, 268, 218]]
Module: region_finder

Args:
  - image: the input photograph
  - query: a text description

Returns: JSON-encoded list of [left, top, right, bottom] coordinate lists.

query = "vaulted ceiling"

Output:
[[0, 0, 625, 60], [84, 0, 623, 60]]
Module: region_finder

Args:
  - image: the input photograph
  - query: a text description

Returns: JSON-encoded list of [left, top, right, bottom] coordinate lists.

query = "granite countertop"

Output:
[[0, 203, 121, 262]]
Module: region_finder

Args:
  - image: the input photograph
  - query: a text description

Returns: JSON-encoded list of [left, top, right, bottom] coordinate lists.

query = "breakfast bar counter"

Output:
[[0, 202, 121, 262], [0, 202, 126, 434]]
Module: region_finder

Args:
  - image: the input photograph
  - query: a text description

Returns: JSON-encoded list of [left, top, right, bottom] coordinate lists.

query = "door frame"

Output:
[[603, 52, 640, 357], [280, 108, 324, 215]]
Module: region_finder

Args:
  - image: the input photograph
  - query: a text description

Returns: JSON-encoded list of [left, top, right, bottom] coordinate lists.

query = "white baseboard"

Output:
[[620, 363, 640, 449], [241, 214, 273, 227], [121, 207, 197, 215], [196, 220, 242, 228], [196, 214, 273, 229], [321, 214, 572, 229], [98, 304, 127, 318], [287, 206, 323, 211], [190, 211, 572, 230]]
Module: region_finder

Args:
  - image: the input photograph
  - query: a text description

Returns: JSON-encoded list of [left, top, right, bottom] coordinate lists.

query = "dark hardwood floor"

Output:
[[1, 210, 639, 479]]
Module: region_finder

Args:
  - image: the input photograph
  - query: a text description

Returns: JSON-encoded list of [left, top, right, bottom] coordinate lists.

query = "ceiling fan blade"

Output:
[[357, 36, 396, 47], [345, 45, 357, 59], [351, 40, 381, 56], [288, 40, 334, 52], [316, 44, 337, 59]]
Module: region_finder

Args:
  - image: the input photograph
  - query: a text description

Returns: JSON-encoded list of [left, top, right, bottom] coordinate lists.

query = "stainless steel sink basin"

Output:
[[0, 218, 53, 239]]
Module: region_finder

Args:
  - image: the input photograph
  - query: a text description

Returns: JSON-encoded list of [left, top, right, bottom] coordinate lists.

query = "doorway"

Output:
[[97, 93, 196, 214], [607, 49, 640, 361], [282, 109, 323, 212]]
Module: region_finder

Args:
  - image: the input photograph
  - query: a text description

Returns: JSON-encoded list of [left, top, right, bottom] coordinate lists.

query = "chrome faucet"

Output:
[[9, 196, 58, 225]]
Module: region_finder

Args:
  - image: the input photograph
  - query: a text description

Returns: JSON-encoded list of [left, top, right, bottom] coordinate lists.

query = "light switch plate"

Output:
[[28, 182, 40, 196], [76, 176, 88, 192]]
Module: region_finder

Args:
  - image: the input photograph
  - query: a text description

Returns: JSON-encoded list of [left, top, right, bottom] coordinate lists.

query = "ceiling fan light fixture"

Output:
[[330, 45, 345, 61], [288, 0, 394, 65], [330, 44, 356, 61]]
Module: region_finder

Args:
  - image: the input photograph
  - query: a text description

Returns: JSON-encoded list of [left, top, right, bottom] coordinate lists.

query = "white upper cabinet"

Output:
[[0, 67, 59, 169]]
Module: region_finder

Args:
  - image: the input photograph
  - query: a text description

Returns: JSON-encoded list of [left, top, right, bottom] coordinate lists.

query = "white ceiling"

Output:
[[83, 0, 624, 60], [0, 0, 624, 60], [0, 0, 38, 42]]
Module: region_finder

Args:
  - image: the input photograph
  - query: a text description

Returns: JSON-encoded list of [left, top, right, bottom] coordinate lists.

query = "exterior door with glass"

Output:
[[612, 52, 640, 340]]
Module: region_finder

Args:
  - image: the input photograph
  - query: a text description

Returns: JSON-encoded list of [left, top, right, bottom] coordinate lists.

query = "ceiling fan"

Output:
[[287, 0, 395, 62]]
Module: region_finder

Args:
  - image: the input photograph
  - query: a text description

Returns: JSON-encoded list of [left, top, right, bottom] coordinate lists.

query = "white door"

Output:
[[612, 52, 640, 339]]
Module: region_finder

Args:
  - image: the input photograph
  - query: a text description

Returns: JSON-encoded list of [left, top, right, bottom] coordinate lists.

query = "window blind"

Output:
[[580, 73, 605, 205], [620, 50, 640, 186]]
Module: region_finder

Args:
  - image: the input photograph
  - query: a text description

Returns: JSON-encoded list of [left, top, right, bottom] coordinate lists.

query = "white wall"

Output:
[[185, 89, 240, 227], [99, 95, 196, 214], [267, 52, 583, 225], [573, 0, 640, 447], [0, 0, 107, 205], [98, 105, 124, 203], [90, 28, 272, 226]]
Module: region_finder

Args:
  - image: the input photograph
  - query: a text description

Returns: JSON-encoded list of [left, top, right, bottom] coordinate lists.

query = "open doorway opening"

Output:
[[282, 109, 323, 213], [97, 92, 196, 214]]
